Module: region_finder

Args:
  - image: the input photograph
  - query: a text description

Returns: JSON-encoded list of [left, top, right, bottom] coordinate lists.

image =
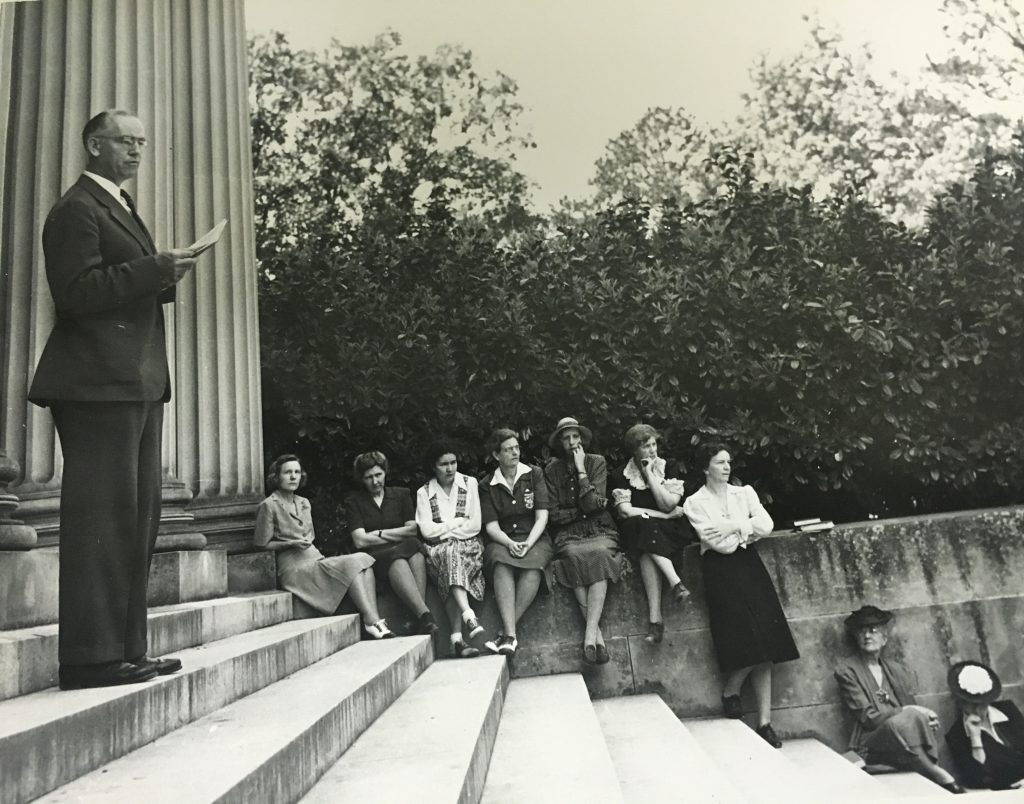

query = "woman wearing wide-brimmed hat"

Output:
[[945, 660, 1024, 790], [834, 605, 964, 793], [542, 417, 626, 665]]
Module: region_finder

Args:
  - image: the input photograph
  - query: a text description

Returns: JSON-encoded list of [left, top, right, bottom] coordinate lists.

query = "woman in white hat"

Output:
[[543, 417, 626, 665], [946, 660, 1024, 790]]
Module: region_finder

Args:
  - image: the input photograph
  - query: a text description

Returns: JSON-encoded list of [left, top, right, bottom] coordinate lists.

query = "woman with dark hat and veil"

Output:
[[834, 604, 964, 793]]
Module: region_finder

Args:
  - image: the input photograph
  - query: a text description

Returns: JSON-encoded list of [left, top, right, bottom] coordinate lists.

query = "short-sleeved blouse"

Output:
[[479, 463, 551, 541]]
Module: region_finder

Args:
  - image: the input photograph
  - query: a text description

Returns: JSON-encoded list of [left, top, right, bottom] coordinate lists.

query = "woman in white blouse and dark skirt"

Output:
[[682, 441, 799, 748]]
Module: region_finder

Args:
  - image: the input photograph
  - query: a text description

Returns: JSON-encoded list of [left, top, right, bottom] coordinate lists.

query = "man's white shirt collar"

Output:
[[83, 171, 130, 212]]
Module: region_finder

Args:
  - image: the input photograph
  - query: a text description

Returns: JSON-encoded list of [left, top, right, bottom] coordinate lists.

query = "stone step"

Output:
[[684, 719, 808, 804], [593, 695, 746, 804], [0, 548, 231, 631], [301, 655, 509, 803], [779, 737, 888, 800], [874, 771, 954, 798], [0, 591, 294, 701], [481, 673, 622, 803], [36, 636, 434, 804], [0, 614, 361, 804]]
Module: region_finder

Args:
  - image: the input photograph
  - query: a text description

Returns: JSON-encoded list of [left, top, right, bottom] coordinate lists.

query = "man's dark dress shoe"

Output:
[[756, 723, 783, 748], [131, 655, 183, 675], [59, 661, 158, 690]]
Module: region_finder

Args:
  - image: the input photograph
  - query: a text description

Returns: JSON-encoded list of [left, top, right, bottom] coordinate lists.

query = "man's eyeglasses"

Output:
[[93, 135, 148, 149]]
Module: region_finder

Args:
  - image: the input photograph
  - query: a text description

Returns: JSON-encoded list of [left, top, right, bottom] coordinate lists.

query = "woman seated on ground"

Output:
[[683, 442, 799, 749], [543, 417, 625, 665], [255, 454, 393, 639], [479, 427, 552, 657], [834, 604, 964, 793], [345, 451, 437, 636], [609, 423, 692, 646], [415, 439, 491, 659], [946, 660, 1024, 790]]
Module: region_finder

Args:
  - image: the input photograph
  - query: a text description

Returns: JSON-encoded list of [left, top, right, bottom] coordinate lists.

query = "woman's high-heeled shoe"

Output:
[[672, 582, 690, 603], [364, 619, 394, 639]]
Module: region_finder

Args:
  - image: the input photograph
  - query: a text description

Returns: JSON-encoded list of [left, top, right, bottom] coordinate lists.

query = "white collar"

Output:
[[623, 457, 666, 490], [490, 463, 531, 491], [428, 473, 468, 498], [964, 706, 1009, 729], [83, 171, 130, 210]]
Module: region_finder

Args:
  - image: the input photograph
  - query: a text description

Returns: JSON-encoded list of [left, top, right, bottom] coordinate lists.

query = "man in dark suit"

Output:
[[29, 109, 197, 689]]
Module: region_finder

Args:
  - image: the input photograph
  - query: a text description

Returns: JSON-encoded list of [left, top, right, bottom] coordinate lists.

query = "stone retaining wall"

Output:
[[457, 505, 1024, 751]]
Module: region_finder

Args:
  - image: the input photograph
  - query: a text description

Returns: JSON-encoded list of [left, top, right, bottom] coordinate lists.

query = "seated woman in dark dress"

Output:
[[683, 442, 799, 749], [834, 604, 963, 792], [946, 660, 1024, 790], [609, 423, 692, 645], [345, 451, 437, 635], [543, 417, 626, 665], [479, 427, 552, 658], [255, 454, 393, 639]]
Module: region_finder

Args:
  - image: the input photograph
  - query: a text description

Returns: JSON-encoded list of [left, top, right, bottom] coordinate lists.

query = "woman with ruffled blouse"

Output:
[[609, 423, 693, 645], [543, 417, 625, 665]]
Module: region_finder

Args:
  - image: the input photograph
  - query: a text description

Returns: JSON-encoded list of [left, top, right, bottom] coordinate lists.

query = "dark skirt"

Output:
[[618, 515, 693, 559], [483, 532, 554, 575], [549, 516, 625, 589], [364, 535, 425, 584], [700, 544, 799, 673], [864, 707, 940, 767]]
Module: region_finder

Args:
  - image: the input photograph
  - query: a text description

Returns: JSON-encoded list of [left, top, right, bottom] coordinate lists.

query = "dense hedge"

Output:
[[259, 144, 1024, 545]]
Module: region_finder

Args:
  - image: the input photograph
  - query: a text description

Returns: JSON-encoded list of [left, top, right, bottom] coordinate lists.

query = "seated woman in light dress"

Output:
[[415, 439, 491, 658], [835, 604, 963, 793], [254, 454, 392, 639]]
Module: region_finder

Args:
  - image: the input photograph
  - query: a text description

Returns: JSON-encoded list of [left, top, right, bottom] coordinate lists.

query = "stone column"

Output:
[[0, 0, 263, 551]]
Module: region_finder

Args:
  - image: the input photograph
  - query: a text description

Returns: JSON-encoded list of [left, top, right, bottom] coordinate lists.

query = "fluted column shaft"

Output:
[[0, 0, 263, 549]]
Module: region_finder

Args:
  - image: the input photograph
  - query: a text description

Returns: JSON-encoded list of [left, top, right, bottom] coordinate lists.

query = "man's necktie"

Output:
[[120, 189, 145, 228]]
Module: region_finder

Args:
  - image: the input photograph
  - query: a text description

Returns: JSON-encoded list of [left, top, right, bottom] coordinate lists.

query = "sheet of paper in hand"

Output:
[[188, 218, 227, 256]]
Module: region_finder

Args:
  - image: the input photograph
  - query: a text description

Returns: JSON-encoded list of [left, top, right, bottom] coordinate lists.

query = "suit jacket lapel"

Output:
[[77, 175, 156, 255]]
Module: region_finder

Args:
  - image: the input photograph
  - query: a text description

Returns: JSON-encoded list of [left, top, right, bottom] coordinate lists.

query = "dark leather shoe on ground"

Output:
[[644, 621, 664, 644], [595, 644, 610, 665], [583, 644, 598, 664], [417, 611, 439, 635], [722, 694, 743, 719], [939, 781, 966, 794], [131, 655, 183, 675], [756, 723, 783, 748], [59, 661, 158, 690]]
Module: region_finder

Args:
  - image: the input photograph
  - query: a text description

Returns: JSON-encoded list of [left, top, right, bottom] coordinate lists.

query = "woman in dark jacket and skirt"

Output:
[[682, 441, 799, 748]]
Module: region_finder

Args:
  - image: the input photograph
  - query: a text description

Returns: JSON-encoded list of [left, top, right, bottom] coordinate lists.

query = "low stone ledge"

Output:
[[147, 550, 227, 606], [227, 551, 277, 594], [0, 548, 59, 629]]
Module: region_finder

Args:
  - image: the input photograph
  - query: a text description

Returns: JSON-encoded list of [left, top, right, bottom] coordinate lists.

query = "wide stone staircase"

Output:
[[2, 547, 1022, 804]]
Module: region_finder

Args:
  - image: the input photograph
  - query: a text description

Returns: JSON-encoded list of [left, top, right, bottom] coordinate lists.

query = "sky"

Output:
[[245, 0, 951, 208]]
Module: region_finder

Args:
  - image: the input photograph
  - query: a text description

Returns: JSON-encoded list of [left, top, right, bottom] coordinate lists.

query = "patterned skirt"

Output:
[[425, 536, 485, 602]]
